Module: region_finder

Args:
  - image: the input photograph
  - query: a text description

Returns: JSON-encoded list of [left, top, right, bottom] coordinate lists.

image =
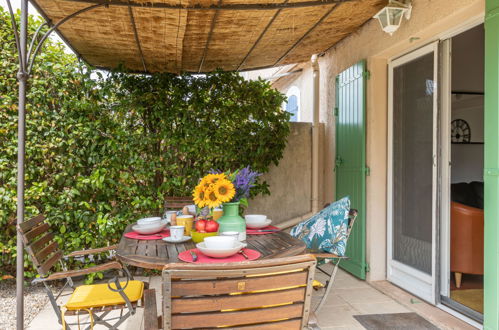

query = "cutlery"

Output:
[[250, 229, 279, 233], [136, 234, 162, 238], [190, 250, 198, 262], [238, 249, 249, 259]]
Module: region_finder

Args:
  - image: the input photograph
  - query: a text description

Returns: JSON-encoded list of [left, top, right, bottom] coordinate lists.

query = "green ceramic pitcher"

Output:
[[217, 202, 246, 241]]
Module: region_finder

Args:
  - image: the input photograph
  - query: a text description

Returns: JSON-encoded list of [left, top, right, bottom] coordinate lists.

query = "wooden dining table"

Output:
[[115, 224, 307, 270]]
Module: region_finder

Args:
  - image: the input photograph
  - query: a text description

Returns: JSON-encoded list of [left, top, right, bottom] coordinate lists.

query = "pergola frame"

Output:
[[7, 0, 499, 329]]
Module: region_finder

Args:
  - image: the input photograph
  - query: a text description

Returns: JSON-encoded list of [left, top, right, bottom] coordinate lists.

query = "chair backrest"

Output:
[[17, 215, 63, 276], [162, 254, 317, 330], [164, 196, 193, 211], [346, 208, 358, 237]]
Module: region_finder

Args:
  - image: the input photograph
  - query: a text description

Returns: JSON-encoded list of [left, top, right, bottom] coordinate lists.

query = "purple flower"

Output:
[[233, 166, 261, 201]]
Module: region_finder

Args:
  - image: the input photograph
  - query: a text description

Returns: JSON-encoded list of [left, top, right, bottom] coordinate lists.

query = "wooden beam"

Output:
[[198, 0, 221, 73], [63, 0, 356, 11], [273, 3, 341, 66], [237, 0, 289, 71], [128, 6, 147, 72]]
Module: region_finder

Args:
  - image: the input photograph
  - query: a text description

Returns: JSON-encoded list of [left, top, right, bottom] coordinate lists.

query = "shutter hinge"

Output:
[[363, 70, 371, 80], [364, 166, 370, 176], [334, 107, 339, 116], [365, 262, 370, 273]]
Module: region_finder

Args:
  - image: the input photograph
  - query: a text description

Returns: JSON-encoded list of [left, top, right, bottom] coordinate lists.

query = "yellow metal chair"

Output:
[[17, 215, 145, 330]]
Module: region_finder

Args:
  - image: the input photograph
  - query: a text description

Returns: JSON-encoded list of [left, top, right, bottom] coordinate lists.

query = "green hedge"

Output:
[[0, 9, 290, 279]]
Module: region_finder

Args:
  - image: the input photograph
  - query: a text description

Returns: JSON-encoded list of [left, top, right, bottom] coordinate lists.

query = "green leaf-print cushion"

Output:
[[290, 196, 350, 256]]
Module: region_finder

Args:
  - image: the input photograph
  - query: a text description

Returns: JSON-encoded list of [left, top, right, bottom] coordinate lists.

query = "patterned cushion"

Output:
[[290, 196, 351, 256]]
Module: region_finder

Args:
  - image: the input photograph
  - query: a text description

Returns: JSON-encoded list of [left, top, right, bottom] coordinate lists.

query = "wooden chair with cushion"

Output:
[[309, 209, 358, 313], [144, 254, 319, 329], [17, 215, 146, 330], [279, 208, 358, 313]]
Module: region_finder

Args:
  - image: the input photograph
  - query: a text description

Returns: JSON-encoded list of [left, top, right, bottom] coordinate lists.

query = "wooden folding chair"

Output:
[[144, 254, 319, 329], [17, 215, 146, 330], [164, 196, 193, 211], [307, 209, 358, 313]]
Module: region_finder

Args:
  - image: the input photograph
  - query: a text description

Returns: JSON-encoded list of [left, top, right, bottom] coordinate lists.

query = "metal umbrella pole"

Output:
[[4, 2, 105, 328], [8, 0, 29, 329]]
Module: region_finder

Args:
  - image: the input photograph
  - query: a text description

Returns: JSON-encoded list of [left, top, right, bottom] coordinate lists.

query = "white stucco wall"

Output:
[[260, 0, 485, 282]]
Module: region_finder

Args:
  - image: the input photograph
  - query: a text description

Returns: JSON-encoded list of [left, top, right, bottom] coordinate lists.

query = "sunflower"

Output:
[[213, 179, 235, 203], [204, 187, 222, 209], [199, 176, 212, 189], [206, 173, 226, 185], [192, 184, 206, 207]]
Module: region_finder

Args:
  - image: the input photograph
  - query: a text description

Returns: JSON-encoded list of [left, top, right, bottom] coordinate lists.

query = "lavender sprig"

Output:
[[233, 166, 261, 202]]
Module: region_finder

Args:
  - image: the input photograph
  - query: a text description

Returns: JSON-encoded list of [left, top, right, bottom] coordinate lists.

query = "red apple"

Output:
[[195, 219, 207, 233], [205, 219, 219, 233]]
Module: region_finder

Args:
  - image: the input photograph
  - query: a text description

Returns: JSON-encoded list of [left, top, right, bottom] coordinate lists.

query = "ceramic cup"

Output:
[[163, 211, 177, 222], [170, 226, 185, 241], [176, 215, 194, 235], [220, 231, 239, 241]]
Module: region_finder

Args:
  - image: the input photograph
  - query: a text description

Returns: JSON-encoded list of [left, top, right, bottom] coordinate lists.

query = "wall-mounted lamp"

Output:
[[373, 0, 412, 36]]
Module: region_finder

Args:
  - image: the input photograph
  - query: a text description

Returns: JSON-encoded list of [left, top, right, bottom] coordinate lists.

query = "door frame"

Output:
[[387, 41, 439, 304]]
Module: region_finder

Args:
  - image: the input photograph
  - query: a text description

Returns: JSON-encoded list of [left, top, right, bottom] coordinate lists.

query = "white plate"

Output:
[[196, 241, 245, 258], [163, 236, 191, 243], [246, 219, 272, 229], [132, 222, 167, 235]]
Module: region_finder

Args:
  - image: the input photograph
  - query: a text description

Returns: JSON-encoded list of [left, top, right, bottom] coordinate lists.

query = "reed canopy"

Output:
[[31, 0, 386, 74]]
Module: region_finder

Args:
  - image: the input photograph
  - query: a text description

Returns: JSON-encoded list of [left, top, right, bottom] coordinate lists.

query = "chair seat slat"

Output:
[[171, 303, 304, 329], [231, 318, 302, 329], [24, 223, 50, 243], [172, 271, 308, 296], [39, 250, 63, 275], [172, 287, 306, 313], [34, 241, 58, 265], [28, 232, 55, 254], [18, 215, 45, 233]]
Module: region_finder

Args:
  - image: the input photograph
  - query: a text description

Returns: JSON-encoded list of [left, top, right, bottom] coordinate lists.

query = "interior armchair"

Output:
[[17, 215, 146, 330], [450, 201, 484, 288]]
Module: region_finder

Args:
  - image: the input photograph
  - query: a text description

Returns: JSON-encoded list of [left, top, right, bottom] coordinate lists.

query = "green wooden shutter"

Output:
[[335, 60, 367, 280]]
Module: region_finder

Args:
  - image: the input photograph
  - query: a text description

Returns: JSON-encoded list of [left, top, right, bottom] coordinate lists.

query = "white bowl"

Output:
[[132, 222, 167, 235], [196, 241, 244, 258], [204, 236, 236, 249], [246, 219, 272, 229], [137, 217, 162, 226], [245, 214, 267, 225]]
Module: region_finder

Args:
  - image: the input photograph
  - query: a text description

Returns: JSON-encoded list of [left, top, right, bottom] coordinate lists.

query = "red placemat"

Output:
[[246, 225, 280, 235], [178, 248, 260, 263], [124, 229, 170, 240]]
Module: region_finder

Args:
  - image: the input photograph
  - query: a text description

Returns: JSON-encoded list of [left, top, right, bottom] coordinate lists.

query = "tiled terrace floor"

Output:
[[27, 266, 475, 329]]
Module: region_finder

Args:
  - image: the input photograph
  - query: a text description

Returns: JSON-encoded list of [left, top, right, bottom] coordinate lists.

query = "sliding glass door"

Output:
[[388, 42, 439, 303]]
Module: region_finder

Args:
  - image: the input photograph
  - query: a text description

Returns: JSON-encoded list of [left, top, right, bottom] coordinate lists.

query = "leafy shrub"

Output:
[[0, 8, 290, 278]]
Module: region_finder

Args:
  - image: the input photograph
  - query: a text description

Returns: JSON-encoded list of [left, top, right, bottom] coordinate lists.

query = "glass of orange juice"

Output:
[[213, 208, 223, 221]]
